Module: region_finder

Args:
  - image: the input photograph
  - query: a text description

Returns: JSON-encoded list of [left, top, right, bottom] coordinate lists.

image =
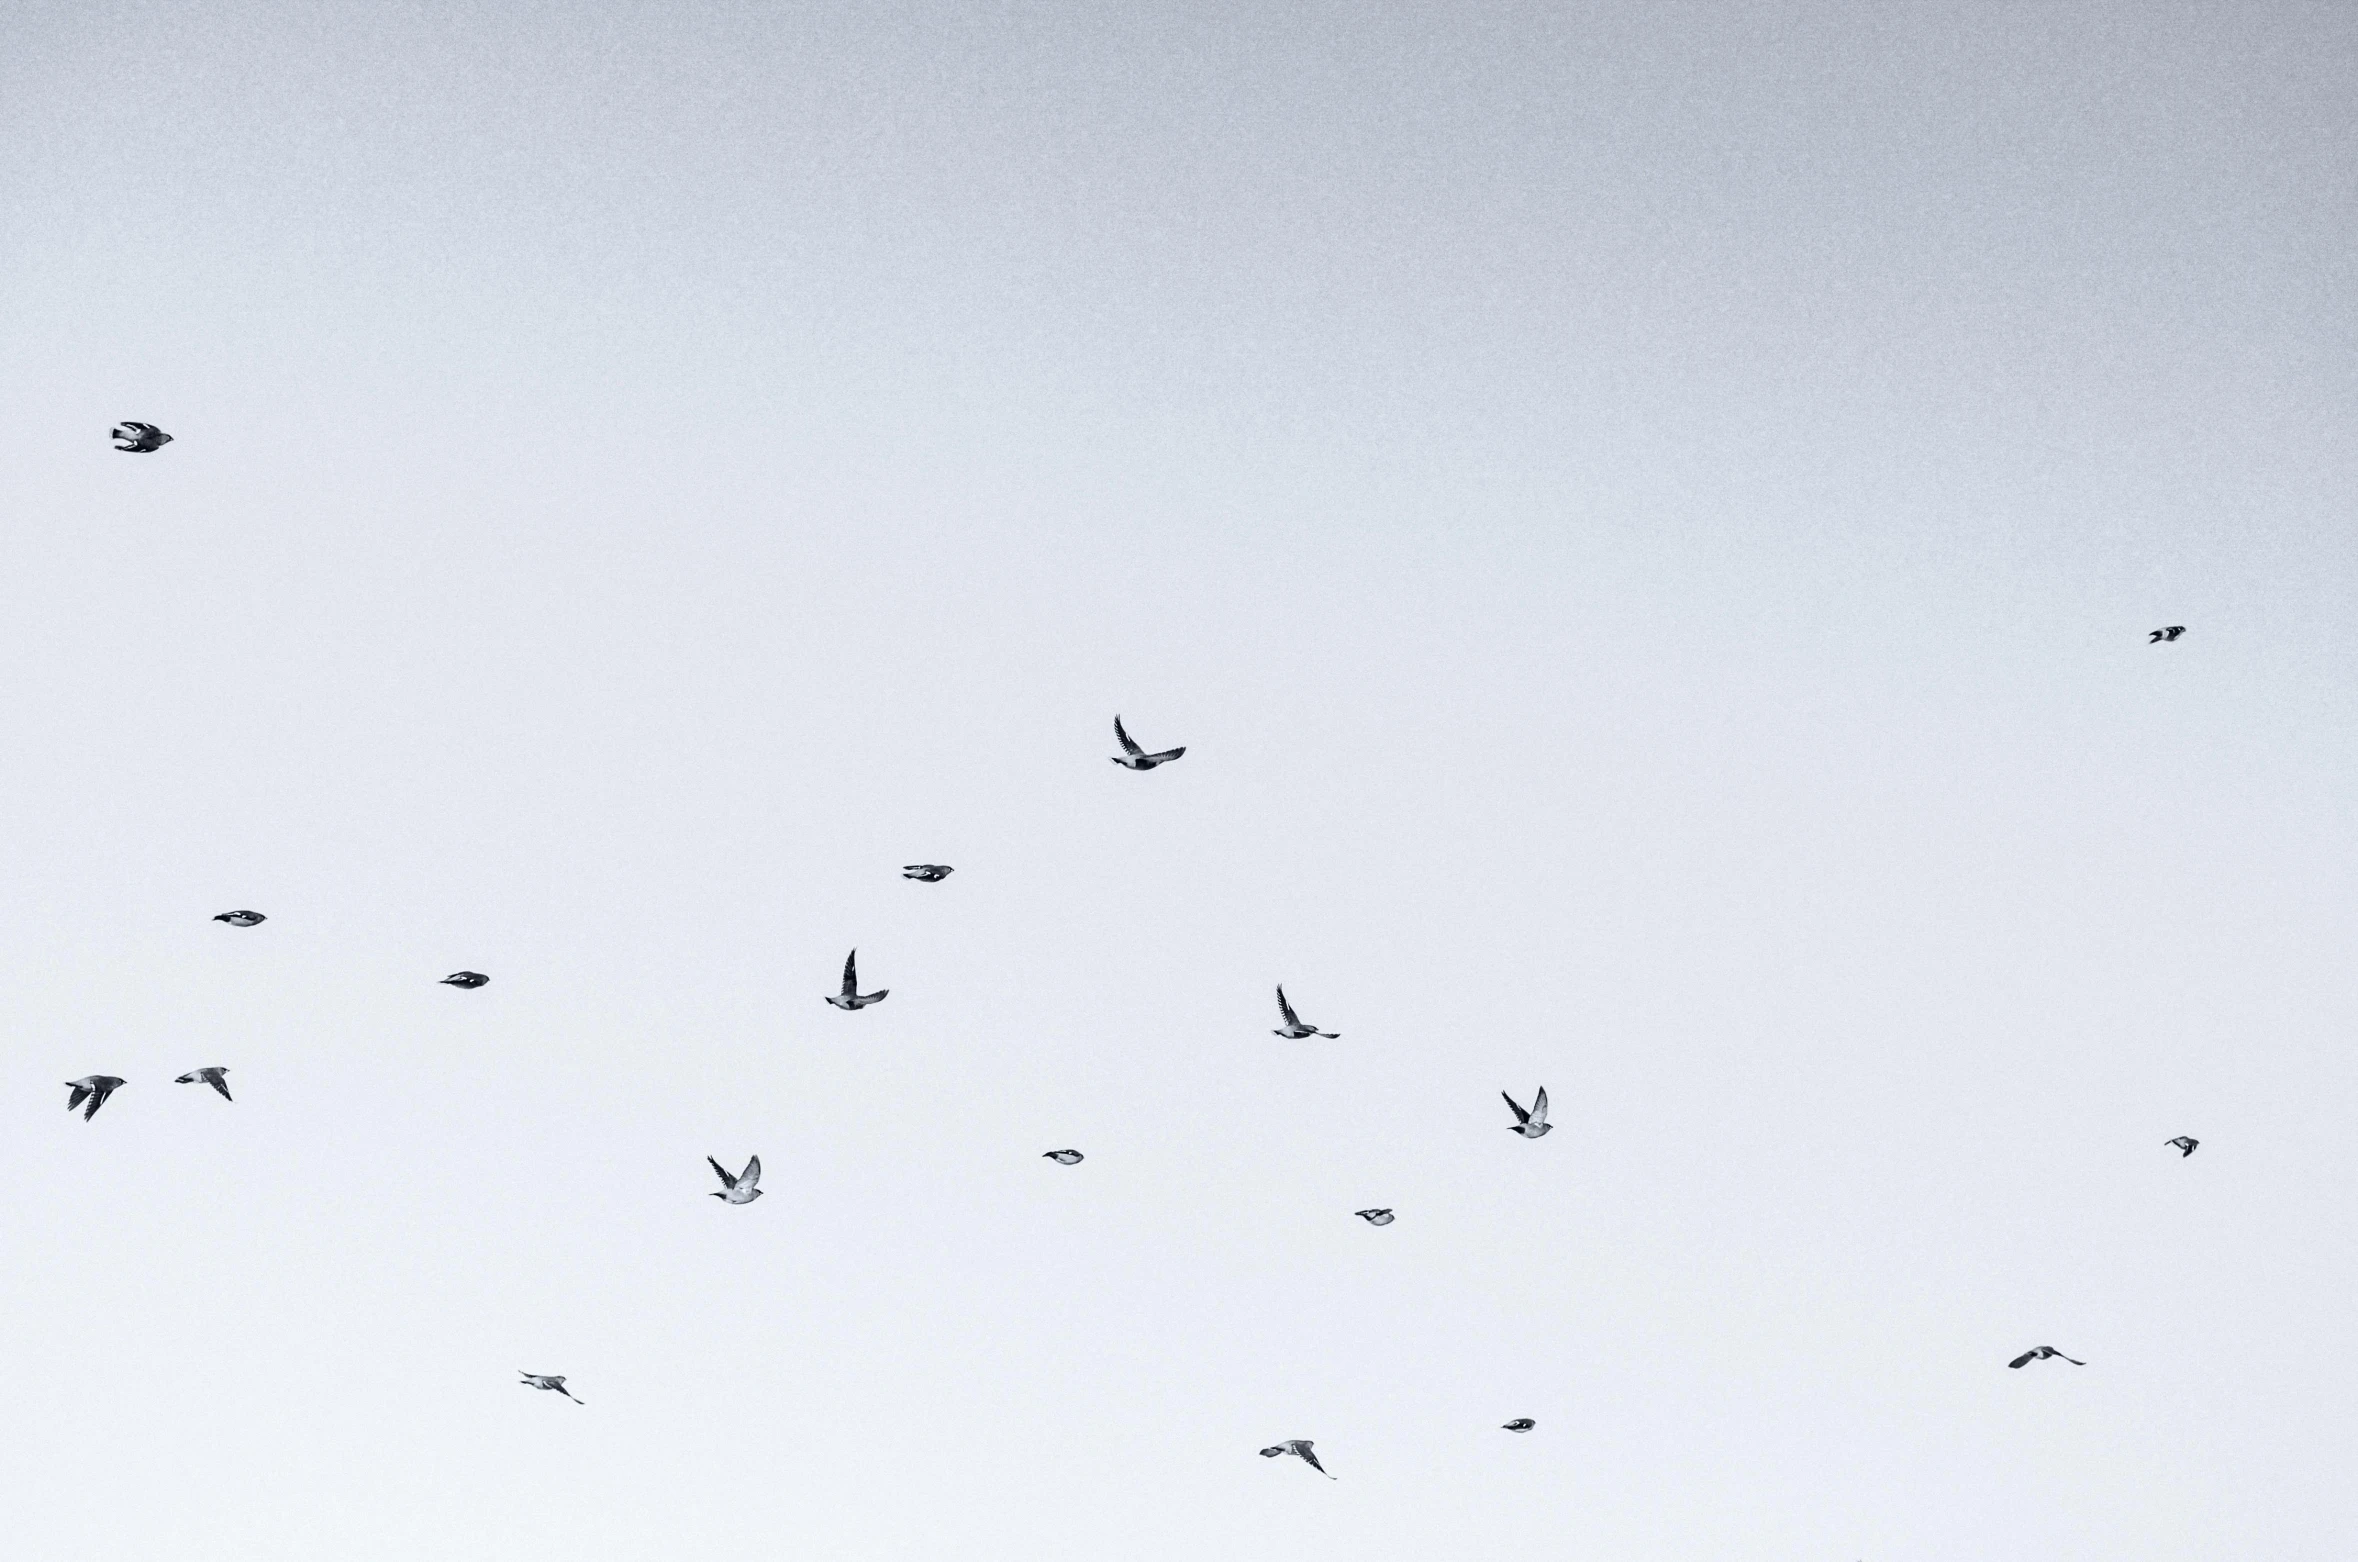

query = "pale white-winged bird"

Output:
[[1502, 1419, 1536, 1432], [1109, 715, 1185, 770], [1272, 985, 1338, 1039], [1502, 1087, 1551, 1138], [1353, 1208, 1394, 1226], [213, 910, 266, 927], [65, 1076, 126, 1120], [901, 864, 953, 882], [440, 971, 489, 989], [2149, 625, 2186, 642], [1043, 1149, 1084, 1165], [519, 1372, 584, 1403], [1259, 1440, 1333, 1478], [2166, 1136, 2199, 1157], [2008, 1346, 2085, 1368], [112, 421, 171, 452], [708, 1154, 763, 1204], [825, 948, 888, 1009], [176, 1067, 232, 1101]]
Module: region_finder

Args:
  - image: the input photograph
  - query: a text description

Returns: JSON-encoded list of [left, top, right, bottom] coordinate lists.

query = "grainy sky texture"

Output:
[[4, 4, 2355, 1559]]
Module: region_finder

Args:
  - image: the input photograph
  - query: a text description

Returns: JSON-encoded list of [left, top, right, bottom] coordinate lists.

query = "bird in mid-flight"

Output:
[[1043, 1149, 1084, 1165], [2150, 625, 2186, 642], [65, 1076, 126, 1120], [1502, 1087, 1552, 1139], [1502, 1419, 1536, 1432], [1353, 1208, 1395, 1226], [1109, 715, 1185, 770], [1272, 986, 1338, 1039], [440, 971, 489, 989], [176, 1067, 232, 1101], [2008, 1346, 2085, 1368], [1260, 1440, 1334, 1478], [825, 949, 888, 1009], [112, 421, 171, 452], [213, 910, 266, 927], [707, 1155, 763, 1204], [901, 864, 953, 882], [2166, 1135, 2199, 1157], [519, 1372, 584, 1403]]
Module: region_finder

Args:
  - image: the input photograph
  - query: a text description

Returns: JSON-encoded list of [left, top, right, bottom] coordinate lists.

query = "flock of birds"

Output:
[[87, 418, 2209, 1474]]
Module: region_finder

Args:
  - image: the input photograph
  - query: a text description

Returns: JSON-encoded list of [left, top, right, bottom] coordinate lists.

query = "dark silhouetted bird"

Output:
[[1502, 1087, 1551, 1139], [2150, 626, 2186, 642], [65, 1076, 125, 1120], [1272, 986, 1338, 1039], [2166, 1135, 2199, 1157], [825, 949, 887, 1009], [1260, 1440, 1333, 1478], [1502, 1419, 1536, 1432], [1353, 1208, 1394, 1226], [902, 864, 953, 882], [519, 1372, 583, 1403], [176, 1067, 232, 1101], [440, 971, 489, 989], [112, 421, 171, 452], [1110, 715, 1185, 770], [708, 1155, 763, 1204], [2008, 1346, 2085, 1368], [213, 910, 266, 927], [1043, 1149, 1084, 1165]]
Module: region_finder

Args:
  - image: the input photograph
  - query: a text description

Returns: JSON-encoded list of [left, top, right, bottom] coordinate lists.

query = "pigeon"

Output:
[[1259, 1440, 1334, 1479], [1043, 1149, 1084, 1165], [1502, 1087, 1552, 1139], [213, 910, 266, 927], [65, 1076, 126, 1120], [2008, 1346, 2085, 1368], [825, 949, 888, 1009], [2149, 626, 2186, 643], [1109, 715, 1185, 771], [440, 971, 489, 989], [176, 1067, 232, 1101], [901, 864, 954, 882], [1353, 1208, 1395, 1226], [1502, 1419, 1536, 1432], [2166, 1136, 2199, 1157], [519, 1372, 584, 1403], [707, 1155, 763, 1204], [1272, 986, 1338, 1040], [112, 421, 171, 452]]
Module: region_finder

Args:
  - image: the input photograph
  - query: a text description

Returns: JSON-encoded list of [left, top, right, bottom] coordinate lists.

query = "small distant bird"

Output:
[[2008, 1346, 2085, 1368], [65, 1076, 126, 1120], [901, 864, 953, 882], [519, 1372, 584, 1404], [213, 910, 266, 927], [2149, 626, 2186, 642], [1043, 1149, 1084, 1165], [1109, 715, 1185, 771], [176, 1067, 232, 1101], [440, 971, 489, 989], [825, 948, 888, 1009], [1353, 1208, 1394, 1226], [1502, 1419, 1536, 1432], [1502, 1087, 1552, 1139], [1272, 986, 1338, 1040], [112, 421, 171, 452], [708, 1155, 763, 1204], [1259, 1440, 1333, 1478], [2166, 1135, 2199, 1157]]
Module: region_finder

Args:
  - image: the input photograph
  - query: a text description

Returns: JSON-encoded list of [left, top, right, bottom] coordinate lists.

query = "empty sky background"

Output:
[[4, 3, 2355, 1558]]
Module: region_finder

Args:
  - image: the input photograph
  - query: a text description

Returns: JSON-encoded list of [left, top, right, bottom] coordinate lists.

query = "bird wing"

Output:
[[740, 1156, 761, 1188], [1144, 747, 1186, 763], [67, 1084, 89, 1112], [708, 1156, 737, 1189], [2059, 1353, 2085, 1365], [1295, 1443, 1331, 1477], [841, 949, 859, 995], [208, 1073, 232, 1101], [1501, 1091, 1529, 1124], [1114, 715, 1143, 755], [1276, 986, 1299, 1026], [2008, 1351, 2036, 1368], [1529, 1087, 1549, 1126]]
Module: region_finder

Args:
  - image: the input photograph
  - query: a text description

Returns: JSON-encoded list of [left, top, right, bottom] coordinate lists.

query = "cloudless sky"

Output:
[[3, 3, 2355, 1558]]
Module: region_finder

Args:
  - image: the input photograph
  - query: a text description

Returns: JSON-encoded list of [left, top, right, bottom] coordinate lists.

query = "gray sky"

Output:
[[4, 3, 2355, 1558]]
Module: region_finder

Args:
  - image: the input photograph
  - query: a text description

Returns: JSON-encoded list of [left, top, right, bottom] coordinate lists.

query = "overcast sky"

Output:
[[4, 3, 2355, 1558]]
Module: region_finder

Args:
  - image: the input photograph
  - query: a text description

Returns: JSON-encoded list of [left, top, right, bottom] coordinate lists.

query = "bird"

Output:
[[111, 421, 171, 452], [519, 1372, 584, 1403], [1109, 715, 1185, 770], [1354, 1208, 1395, 1226], [825, 949, 888, 1009], [65, 1076, 126, 1120], [1502, 1419, 1536, 1432], [901, 864, 953, 882], [2150, 625, 2186, 642], [1043, 1149, 1084, 1165], [1259, 1440, 1334, 1478], [440, 971, 489, 989], [1502, 1087, 1552, 1138], [2166, 1135, 2199, 1157], [1272, 986, 1338, 1039], [212, 910, 266, 927], [2008, 1346, 2085, 1368], [707, 1155, 763, 1204], [175, 1067, 232, 1101]]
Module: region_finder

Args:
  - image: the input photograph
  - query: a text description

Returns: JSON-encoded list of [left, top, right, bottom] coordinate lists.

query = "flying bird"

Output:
[[519, 1372, 584, 1403], [1259, 1440, 1334, 1479], [1043, 1149, 1084, 1165], [2149, 626, 2186, 642], [440, 971, 489, 989], [2008, 1346, 2085, 1368], [176, 1067, 232, 1101], [112, 421, 171, 452], [213, 910, 266, 927], [901, 864, 953, 882], [2166, 1135, 2199, 1157], [1109, 715, 1185, 771], [65, 1076, 125, 1120], [1272, 986, 1338, 1039], [708, 1155, 763, 1204], [1502, 1419, 1536, 1432], [824, 948, 887, 1009], [1502, 1087, 1552, 1139], [1353, 1208, 1395, 1226]]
